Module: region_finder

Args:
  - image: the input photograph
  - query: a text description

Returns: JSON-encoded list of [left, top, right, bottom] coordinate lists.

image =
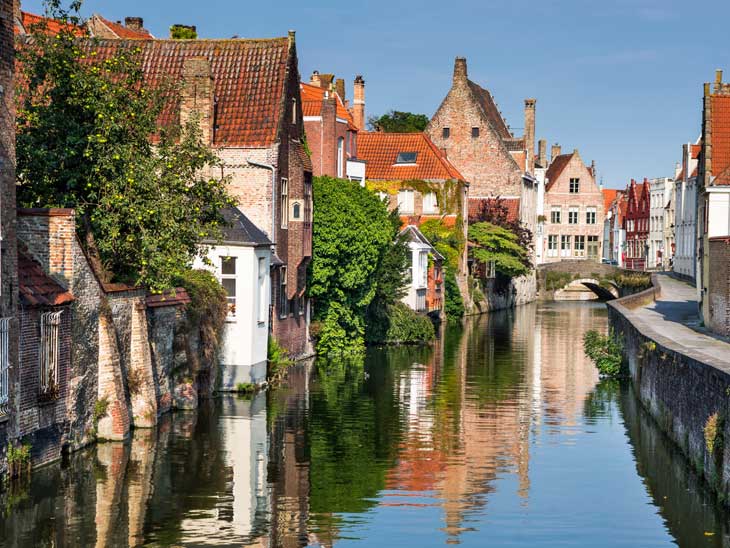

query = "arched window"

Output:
[[337, 137, 344, 178], [292, 201, 301, 220]]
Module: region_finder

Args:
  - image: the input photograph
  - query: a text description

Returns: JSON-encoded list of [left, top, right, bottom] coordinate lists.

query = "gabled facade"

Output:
[[425, 58, 537, 243], [83, 35, 313, 358], [673, 142, 700, 280], [625, 179, 650, 270], [648, 177, 675, 269], [698, 70, 730, 333], [542, 149, 603, 262], [399, 226, 445, 316], [608, 192, 627, 267], [301, 72, 364, 182], [86, 15, 154, 39]]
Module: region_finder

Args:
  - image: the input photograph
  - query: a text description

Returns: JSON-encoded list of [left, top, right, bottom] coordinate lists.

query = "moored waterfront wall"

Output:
[[608, 281, 730, 504], [469, 272, 537, 314]]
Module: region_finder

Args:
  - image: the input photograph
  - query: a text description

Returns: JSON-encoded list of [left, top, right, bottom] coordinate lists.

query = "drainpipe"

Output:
[[246, 160, 277, 245]]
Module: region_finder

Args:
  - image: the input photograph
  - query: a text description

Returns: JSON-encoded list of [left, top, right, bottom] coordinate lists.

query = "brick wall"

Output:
[[708, 237, 730, 337]]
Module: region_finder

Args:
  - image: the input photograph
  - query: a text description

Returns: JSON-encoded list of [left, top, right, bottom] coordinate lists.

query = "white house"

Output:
[[673, 143, 700, 280], [648, 177, 674, 269], [400, 226, 443, 315], [194, 208, 272, 389]]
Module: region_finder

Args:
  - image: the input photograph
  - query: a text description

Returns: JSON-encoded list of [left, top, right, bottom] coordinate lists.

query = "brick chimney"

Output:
[[453, 57, 467, 86], [537, 139, 547, 168], [180, 57, 214, 145], [13, 0, 19, 23], [353, 75, 365, 130], [125, 17, 144, 30], [551, 143, 561, 161], [310, 70, 321, 87], [524, 99, 536, 171], [321, 94, 337, 176], [318, 73, 334, 91], [335, 78, 345, 101], [591, 160, 596, 179]]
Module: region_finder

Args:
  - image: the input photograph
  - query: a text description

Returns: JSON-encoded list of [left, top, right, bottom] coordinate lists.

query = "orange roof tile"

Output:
[[78, 38, 292, 147], [602, 189, 619, 212], [18, 252, 74, 307], [711, 95, 730, 184], [358, 132, 466, 181], [16, 10, 86, 36], [91, 15, 153, 39], [300, 82, 356, 128]]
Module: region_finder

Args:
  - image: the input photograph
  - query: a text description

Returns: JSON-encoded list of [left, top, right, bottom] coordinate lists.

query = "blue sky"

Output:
[[21, 0, 730, 188]]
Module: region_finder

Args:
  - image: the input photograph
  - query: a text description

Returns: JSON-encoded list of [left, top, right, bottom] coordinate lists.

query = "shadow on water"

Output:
[[1, 303, 730, 547]]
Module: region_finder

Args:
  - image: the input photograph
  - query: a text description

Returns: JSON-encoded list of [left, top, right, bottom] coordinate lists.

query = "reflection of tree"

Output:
[[582, 379, 620, 424]]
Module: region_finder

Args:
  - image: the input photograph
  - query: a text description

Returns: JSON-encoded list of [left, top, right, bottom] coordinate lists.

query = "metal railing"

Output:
[[40, 311, 62, 396]]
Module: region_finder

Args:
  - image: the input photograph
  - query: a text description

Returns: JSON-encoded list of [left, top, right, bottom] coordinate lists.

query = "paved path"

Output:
[[631, 274, 730, 370]]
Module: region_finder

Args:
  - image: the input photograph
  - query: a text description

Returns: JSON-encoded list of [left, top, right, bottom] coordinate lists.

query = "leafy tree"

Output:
[[170, 25, 198, 39], [310, 177, 403, 354], [420, 219, 465, 318], [367, 110, 429, 133], [469, 197, 533, 254], [16, 1, 232, 291], [468, 222, 530, 278]]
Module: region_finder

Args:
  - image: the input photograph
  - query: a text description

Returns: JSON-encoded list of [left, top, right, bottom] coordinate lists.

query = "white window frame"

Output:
[[397, 190, 415, 214], [220, 256, 237, 318], [0, 318, 9, 411], [561, 235, 571, 257], [551, 207, 561, 224], [569, 178, 580, 194], [280, 178, 289, 229], [418, 251, 428, 289], [586, 207, 597, 225], [574, 235, 585, 257], [423, 191, 439, 214], [40, 311, 63, 396], [337, 137, 345, 178], [547, 235, 558, 257], [568, 207, 579, 225], [279, 266, 289, 319], [257, 257, 267, 324]]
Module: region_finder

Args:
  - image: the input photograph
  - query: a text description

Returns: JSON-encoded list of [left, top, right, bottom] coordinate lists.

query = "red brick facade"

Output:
[[708, 237, 730, 336], [625, 179, 650, 270]]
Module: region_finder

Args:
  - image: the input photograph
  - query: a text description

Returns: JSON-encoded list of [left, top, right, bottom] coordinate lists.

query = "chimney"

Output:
[[181, 57, 214, 145], [523, 99, 536, 171], [13, 0, 20, 22], [321, 94, 337, 176], [318, 73, 334, 91], [551, 143, 561, 161], [353, 75, 365, 130], [335, 78, 345, 101], [125, 17, 144, 30], [310, 70, 321, 87], [453, 57, 468, 86], [591, 160, 596, 178], [537, 139, 547, 168]]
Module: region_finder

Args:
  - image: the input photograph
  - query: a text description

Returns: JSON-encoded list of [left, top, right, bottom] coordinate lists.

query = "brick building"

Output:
[[301, 72, 365, 181], [698, 70, 730, 332], [84, 35, 313, 358], [0, 0, 18, 464], [425, 57, 537, 245], [542, 149, 604, 262], [625, 179, 650, 270]]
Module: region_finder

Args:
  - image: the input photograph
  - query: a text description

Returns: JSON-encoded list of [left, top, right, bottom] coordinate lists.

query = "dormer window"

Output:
[[395, 152, 418, 165]]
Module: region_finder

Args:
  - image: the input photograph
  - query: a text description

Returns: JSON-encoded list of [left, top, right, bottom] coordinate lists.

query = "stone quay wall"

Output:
[[608, 278, 730, 505]]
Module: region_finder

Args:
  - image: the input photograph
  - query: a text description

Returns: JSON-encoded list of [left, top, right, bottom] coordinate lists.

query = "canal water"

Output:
[[1, 302, 728, 547]]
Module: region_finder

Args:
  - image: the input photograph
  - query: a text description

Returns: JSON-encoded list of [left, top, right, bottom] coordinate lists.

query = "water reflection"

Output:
[[0, 303, 728, 547]]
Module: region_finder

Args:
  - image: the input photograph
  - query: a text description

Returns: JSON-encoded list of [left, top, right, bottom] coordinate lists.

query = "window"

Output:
[[418, 251, 428, 288], [574, 235, 585, 257], [279, 267, 289, 319], [292, 202, 301, 220], [0, 318, 8, 411], [551, 207, 561, 224], [304, 178, 312, 224], [423, 191, 438, 214], [291, 98, 297, 123], [395, 152, 418, 164], [298, 296, 306, 317], [337, 137, 344, 177], [586, 207, 597, 225], [569, 178, 580, 193], [547, 235, 558, 257], [257, 257, 267, 324], [280, 178, 288, 229], [471, 127, 480, 138], [443, 127, 450, 139], [397, 190, 414, 213], [40, 311, 62, 396], [221, 257, 237, 317], [568, 207, 579, 224], [561, 235, 571, 257], [587, 236, 599, 259]]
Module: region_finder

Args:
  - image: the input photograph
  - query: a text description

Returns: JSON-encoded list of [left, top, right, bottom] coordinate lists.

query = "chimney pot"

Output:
[[335, 78, 345, 101], [453, 57, 467, 85], [310, 71, 321, 87], [716, 69, 723, 84], [551, 143, 561, 161], [125, 17, 144, 30]]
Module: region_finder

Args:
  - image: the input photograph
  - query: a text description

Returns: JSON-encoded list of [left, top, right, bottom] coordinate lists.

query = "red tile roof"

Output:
[[358, 132, 466, 181], [90, 15, 154, 39], [711, 95, 730, 185], [15, 10, 86, 36], [300, 82, 356, 129], [545, 153, 574, 191], [467, 80, 511, 140], [602, 189, 619, 212], [81, 37, 293, 147], [468, 197, 520, 224], [145, 288, 191, 308], [18, 252, 74, 307]]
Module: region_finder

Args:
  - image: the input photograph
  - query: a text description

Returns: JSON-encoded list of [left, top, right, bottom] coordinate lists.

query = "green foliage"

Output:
[[16, 3, 233, 292], [583, 329, 624, 378], [367, 302, 435, 345], [705, 412, 723, 455], [310, 177, 405, 355], [268, 337, 294, 383], [6, 443, 31, 467], [545, 271, 575, 291], [235, 382, 255, 394], [611, 272, 652, 290], [420, 219, 465, 319], [170, 24, 197, 39], [367, 110, 429, 133], [468, 222, 530, 278], [93, 398, 109, 424]]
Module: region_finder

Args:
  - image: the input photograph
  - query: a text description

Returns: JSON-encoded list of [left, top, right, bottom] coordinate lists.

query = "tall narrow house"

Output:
[[426, 57, 537, 240], [0, 0, 17, 449], [85, 33, 313, 358]]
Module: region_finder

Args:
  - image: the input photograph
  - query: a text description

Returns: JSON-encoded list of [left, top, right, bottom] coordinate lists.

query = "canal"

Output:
[[1, 302, 728, 547]]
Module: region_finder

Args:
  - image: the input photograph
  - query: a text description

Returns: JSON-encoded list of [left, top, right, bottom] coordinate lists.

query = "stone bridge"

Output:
[[537, 260, 635, 301]]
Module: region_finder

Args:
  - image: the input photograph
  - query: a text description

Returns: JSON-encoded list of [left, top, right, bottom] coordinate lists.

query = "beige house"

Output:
[[543, 149, 603, 262]]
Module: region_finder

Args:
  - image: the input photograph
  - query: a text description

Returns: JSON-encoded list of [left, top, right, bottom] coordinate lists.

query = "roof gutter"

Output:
[[246, 160, 277, 246]]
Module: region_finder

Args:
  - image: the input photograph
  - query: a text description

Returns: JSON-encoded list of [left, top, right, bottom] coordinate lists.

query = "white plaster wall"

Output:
[[402, 242, 430, 311], [674, 179, 697, 278], [707, 189, 730, 237]]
